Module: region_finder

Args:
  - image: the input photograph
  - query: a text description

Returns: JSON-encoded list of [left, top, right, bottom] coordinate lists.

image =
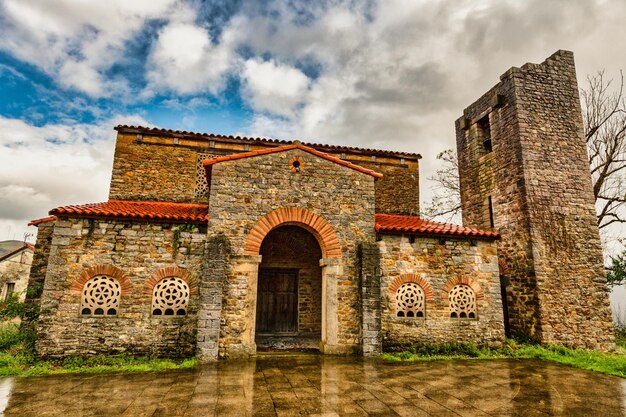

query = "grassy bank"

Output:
[[0, 323, 196, 376], [0, 321, 624, 377], [382, 337, 626, 378]]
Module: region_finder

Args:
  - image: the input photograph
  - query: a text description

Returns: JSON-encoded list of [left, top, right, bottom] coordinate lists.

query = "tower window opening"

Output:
[[488, 196, 495, 228], [478, 116, 492, 152]]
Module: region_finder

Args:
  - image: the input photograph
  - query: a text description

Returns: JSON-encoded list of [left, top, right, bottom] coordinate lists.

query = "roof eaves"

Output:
[[115, 125, 422, 160], [28, 216, 57, 227], [48, 201, 209, 224]]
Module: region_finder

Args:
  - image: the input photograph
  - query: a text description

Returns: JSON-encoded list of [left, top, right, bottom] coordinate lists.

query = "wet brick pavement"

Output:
[[0, 354, 624, 416]]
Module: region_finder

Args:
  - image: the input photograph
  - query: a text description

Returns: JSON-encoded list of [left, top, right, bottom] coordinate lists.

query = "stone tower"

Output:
[[456, 50, 615, 350]]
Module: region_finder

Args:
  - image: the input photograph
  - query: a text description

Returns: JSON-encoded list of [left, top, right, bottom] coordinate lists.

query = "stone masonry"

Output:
[[109, 127, 420, 215], [205, 147, 376, 358], [36, 218, 206, 358], [379, 235, 504, 349], [456, 50, 614, 350], [27, 49, 614, 362]]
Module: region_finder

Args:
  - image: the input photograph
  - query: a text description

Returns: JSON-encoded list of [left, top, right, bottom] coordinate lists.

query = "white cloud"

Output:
[[241, 59, 310, 117], [145, 22, 237, 96], [0, 0, 179, 97], [2, 0, 626, 246], [0, 114, 149, 241]]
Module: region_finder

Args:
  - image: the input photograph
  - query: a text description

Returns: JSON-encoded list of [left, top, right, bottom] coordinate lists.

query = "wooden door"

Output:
[[256, 268, 298, 335]]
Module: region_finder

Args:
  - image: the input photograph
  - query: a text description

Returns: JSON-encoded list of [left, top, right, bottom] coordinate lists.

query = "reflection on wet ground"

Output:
[[0, 354, 624, 416]]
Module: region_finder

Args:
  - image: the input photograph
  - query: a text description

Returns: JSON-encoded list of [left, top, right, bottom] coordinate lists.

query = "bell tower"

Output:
[[456, 50, 614, 350]]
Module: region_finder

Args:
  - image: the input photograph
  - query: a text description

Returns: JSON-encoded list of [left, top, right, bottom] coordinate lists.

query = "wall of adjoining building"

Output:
[[456, 50, 614, 350], [0, 248, 33, 303], [379, 235, 505, 349], [36, 218, 206, 358]]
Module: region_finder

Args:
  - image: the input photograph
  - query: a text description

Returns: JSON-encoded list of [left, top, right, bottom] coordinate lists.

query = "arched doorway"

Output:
[[255, 225, 322, 351]]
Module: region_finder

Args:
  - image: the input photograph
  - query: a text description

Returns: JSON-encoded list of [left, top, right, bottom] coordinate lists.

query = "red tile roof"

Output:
[[375, 214, 500, 240], [115, 125, 422, 160], [28, 216, 57, 226], [38, 200, 497, 240], [49, 201, 208, 223], [203, 143, 384, 178]]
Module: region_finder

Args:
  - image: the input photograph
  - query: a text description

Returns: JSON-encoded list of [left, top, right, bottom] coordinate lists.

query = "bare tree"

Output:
[[422, 149, 461, 222], [582, 70, 626, 231]]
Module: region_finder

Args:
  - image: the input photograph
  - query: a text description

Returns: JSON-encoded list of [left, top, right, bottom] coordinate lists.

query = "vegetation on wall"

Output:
[[172, 223, 195, 257]]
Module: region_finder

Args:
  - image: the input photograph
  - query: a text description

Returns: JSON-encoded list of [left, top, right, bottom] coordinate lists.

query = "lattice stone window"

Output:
[[395, 282, 425, 318], [195, 152, 216, 198], [449, 284, 477, 319], [81, 275, 121, 316], [152, 277, 190, 316]]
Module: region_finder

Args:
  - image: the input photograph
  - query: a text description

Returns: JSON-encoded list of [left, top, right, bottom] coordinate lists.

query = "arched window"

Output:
[[81, 275, 121, 316], [395, 282, 426, 318], [152, 277, 190, 316], [449, 284, 477, 319]]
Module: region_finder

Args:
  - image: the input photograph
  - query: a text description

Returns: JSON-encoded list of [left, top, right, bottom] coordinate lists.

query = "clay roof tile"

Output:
[[374, 214, 500, 240], [49, 201, 208, 223], [114, 125, 421, 159]]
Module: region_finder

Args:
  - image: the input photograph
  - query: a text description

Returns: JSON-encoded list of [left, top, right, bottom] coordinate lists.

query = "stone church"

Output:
[[27, 50, 614, 361]]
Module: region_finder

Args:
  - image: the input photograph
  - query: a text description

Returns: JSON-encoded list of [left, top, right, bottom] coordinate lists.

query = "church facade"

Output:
[[27, 50, 614, 361]]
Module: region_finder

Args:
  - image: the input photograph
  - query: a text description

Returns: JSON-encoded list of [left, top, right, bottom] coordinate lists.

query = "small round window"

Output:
[[289, 156, 304, 172]]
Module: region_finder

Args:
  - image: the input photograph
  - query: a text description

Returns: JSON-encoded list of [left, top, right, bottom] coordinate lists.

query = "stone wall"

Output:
[[109, 128, 420, 215], [36, 217, 206, 358], [379, 235, 505, 349], [109, 133, 206, 203], [206, 148, 376, 357], [354, 160, 420, 216], [359, 243, 382, 356], [456, 50, 614, 350], [27, 221, 54, 304]]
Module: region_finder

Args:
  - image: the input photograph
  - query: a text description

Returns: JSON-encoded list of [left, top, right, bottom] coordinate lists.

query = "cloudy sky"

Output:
[[1, 0, 626, 244]]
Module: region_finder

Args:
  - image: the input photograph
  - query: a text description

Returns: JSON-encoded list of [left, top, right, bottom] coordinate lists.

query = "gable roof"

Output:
[[115, 125, 422, 160], [0, 243, 34, 263], [0, 240, 25, 257], [203, 143, 384, 178], [49, 200, 208, 223], [375, 214, 500, 240]]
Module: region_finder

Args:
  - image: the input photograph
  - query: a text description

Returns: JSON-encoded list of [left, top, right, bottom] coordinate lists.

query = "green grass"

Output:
[[0, 323, 196, 376], [382, 339, 626, 378], [1, 321, 625, 378]]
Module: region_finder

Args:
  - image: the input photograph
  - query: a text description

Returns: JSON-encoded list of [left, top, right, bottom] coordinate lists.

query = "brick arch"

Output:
[[442, 276, 484, 300], [388, 274, 434, 300], [243, 207, 342, 258], [70, 264, 132, 295], [498, 258, 510, 277], [145, 266, 198, 295]]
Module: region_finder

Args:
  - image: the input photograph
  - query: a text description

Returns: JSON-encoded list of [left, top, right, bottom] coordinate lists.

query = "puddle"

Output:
[[0, 355, 624, 416]]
